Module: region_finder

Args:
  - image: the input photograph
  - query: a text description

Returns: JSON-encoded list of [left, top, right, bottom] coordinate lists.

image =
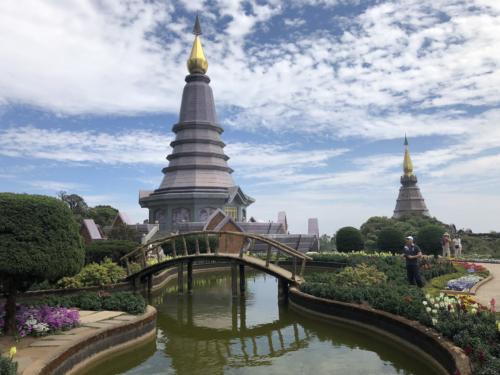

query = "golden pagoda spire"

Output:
[[187, 15, 208, 74], [403, 134, 414, 177]]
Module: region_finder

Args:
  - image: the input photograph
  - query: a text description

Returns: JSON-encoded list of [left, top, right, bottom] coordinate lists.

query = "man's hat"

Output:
[[405, 236, 413, 241], [444, 232, 450, 236]]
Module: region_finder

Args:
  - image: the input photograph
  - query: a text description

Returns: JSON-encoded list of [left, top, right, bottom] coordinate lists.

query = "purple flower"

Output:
[[1, 304, 80, 337]]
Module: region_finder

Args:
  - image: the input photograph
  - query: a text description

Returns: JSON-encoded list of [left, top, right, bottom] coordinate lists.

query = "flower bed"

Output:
[[423, 293, 500, 374], [0, 305, 79, 337], [447, 275, 483, 291], [452, 261, 488, 273], [301, 252, 500, 374]]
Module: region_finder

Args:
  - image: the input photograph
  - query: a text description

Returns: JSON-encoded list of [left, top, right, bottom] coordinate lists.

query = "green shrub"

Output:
[[0, 353, 17, 375], [85, 240, 137, 264], [0, 193, 84, 334], [102, 292, 147, 314], [335, 227, 364, 252], [76, 292, 103, 310], [57, 258, 126, 288], [56, 276, 83, 289], [31, 292, 146, 315], [377, 227, 405, 253], [128, 262, 142, 274], [416, 225, 444, 257], [333, 264, 386, 288]]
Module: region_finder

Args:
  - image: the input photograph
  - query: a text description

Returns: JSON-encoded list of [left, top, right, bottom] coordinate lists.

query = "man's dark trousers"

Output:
[[406, 264, 424, 287]]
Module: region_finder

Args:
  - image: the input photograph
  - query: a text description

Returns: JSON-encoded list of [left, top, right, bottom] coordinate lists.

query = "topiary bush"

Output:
[[335, 227, 364, 252], [377, 226, 405, 253], [0, 193, 84, 335], [417, 224, 444, 257], [85, 240, 137, 264]]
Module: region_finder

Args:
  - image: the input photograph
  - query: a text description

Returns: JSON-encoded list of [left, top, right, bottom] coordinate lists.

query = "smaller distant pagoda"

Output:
[[392, 135, 430, 219]]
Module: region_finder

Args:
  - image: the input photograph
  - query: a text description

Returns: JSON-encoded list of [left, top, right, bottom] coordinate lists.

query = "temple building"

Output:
[[392, 136, 430, 219], [139, 16, 254, 232], [138, 17, 318, 252]]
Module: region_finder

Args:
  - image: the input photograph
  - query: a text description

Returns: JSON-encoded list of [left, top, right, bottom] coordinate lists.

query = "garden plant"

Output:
[[0, 193, 84, 335], [301, 251, 500, 374]]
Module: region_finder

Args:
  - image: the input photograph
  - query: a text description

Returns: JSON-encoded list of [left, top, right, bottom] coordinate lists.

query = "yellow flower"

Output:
[[497, 322, 500, 332], [9, 346, 16, 359]]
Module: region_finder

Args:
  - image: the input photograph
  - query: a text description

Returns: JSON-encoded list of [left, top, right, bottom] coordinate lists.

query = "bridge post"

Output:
[[178, 261, 184, 294], [239, 264, 245, 294], [147, 274, 153, 296], [125, 258, 131, 276], [205, 234, 211, 254], [187, 260, 193, 294], [239, 296, 246, 331], [231, 261, 238, 298], [278, 278, 289, 304]]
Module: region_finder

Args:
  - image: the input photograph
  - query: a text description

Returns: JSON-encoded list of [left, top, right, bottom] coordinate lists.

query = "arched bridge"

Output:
[[120, 231, 312, 296]]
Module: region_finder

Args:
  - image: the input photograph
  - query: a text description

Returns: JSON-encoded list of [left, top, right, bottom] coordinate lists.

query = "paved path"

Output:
[[0, 310, 139, 375], [474, 263, 500, 308]]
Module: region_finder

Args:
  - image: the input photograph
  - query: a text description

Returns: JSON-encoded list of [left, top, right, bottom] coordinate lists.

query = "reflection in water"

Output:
[[82, 270, 443, 375]]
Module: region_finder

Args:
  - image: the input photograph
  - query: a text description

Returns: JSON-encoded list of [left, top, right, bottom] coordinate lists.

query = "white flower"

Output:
[[432, 309, 438, 315], [423, 301, 428, 306], [426, 307, 431, 313], [33, 322, 49, 333], [432, 318, 438, 325], [425, 294, 431, 300], [470, 308, 477, 314]]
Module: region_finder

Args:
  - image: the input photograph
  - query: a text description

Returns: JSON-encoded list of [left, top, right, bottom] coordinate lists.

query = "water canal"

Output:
[[82, 269, 443, 375]]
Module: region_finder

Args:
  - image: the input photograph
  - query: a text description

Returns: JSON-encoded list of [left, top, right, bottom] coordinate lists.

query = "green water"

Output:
[[82, 270, 443, 375]]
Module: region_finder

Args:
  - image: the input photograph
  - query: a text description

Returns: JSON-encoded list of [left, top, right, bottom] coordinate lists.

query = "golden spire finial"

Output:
[[187, 15, 208, 74], [403, 134, 414, 177]]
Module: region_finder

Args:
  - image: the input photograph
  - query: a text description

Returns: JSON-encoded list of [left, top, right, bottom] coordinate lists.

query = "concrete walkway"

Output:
[[474, 263, 500, 308], [0, 310, 139, 375]]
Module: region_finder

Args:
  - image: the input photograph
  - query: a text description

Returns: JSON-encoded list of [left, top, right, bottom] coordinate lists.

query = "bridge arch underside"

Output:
[[126, 254, 298, 286]]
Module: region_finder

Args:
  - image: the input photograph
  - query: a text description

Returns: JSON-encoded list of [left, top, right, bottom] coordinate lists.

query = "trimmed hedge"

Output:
[[0, 193, 84, 334], [0, 193, 84, 283], [335, 227, 364, 252], [377, 226, 405, 253], [417, 225, 444, 257], [31, 292, 146, 315]]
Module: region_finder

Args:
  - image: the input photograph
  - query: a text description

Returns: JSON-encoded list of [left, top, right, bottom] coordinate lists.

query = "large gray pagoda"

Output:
[[392, 136, 430, 219], [139, 16, 254, 231]]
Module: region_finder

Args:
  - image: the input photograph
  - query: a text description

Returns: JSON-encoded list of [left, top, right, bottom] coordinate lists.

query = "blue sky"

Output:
[[1, 0, 500, 234]]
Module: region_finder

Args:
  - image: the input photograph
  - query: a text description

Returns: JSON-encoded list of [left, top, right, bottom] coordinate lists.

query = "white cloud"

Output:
[[28, 180, 86, 192], [0, 0, 499, 143], [284, 18, 306, 27], [0, 126, 172, 165]]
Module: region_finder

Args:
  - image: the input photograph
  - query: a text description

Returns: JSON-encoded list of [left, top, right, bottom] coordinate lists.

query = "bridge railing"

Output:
[[119, 230, 312, 281]]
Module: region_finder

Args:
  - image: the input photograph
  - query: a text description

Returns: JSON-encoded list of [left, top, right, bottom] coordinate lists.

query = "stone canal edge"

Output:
[[289, 287, 471, 375], [17, 306, 157, 375]]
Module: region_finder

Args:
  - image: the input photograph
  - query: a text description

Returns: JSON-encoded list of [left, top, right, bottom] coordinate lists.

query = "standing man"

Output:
[[403, 236, 424, 287]]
